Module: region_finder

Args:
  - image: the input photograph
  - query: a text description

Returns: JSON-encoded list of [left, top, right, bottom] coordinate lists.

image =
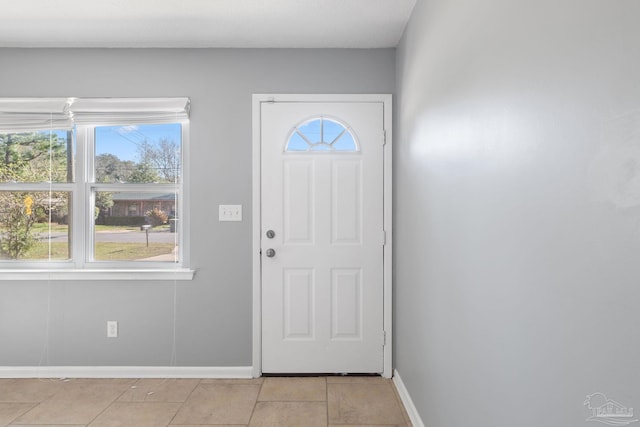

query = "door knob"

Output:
[[265, 248, 276, 258]]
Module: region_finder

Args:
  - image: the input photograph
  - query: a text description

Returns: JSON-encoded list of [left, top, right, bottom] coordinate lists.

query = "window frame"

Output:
[[0, 98, 194, 280]]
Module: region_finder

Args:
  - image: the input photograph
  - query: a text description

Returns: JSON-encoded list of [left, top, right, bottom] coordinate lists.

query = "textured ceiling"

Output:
[[0, 0, 416, 48]]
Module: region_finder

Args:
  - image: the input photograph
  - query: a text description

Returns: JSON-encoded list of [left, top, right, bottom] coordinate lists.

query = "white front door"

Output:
[[259, 98, 388, 374]]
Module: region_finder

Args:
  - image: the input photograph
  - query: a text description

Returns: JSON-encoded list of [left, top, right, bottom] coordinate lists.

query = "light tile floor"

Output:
[[0, 376, 412, 427]]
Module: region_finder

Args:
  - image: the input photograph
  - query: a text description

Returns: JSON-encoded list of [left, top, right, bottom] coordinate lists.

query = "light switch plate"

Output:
[[219, 204, 242, 221]]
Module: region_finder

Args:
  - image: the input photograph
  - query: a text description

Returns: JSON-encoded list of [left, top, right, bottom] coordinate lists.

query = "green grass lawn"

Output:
[[18, 242, 70, 260], [1, 224, 175, 261], [94, 242, 175, 261], [31, 223, 69, 233], [1, 242, 175, 261]]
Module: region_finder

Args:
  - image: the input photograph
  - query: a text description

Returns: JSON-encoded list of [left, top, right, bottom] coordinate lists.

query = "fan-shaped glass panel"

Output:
[[286, 117, 358, 153], [287, 132, 308, 151]]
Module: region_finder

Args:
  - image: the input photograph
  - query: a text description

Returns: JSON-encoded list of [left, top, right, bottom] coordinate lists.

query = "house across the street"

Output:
[[109, 192, 176, 217]]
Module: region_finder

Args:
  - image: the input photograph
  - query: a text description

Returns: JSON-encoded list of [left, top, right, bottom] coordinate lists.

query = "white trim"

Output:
[[179, 121, 191, 267], [251, 95, 263, 378], [252, 94, 392, 377], [382, 93, 393, 379], [393, 369, 426, 427], [0, 366, 252, 379], [0, 269, 196, 281]]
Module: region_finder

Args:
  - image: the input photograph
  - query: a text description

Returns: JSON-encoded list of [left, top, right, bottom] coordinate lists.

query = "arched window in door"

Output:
[[286, 117, 359, 152]]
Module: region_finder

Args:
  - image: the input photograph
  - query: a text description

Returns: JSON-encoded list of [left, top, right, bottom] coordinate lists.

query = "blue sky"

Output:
[[95, 123, 181, 162]]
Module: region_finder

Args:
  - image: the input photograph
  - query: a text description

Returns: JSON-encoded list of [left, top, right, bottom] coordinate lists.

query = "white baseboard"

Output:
[[393, 369, 425, 427], [0, 366, 254, 379]]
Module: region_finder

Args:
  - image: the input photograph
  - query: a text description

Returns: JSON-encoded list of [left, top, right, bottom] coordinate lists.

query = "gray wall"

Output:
[[395, 0, 640, 426], [0, 48, 395, 367]]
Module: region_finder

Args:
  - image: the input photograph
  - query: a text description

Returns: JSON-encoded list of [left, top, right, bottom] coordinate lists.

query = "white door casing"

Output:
[[252, 94, 392, 377]]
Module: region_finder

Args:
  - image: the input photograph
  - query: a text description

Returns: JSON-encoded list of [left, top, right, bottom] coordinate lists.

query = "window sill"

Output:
[[0, 269, 196, 281]]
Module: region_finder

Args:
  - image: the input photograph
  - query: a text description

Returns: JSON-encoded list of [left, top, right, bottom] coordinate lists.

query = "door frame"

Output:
[[251, 94, 393, 378]]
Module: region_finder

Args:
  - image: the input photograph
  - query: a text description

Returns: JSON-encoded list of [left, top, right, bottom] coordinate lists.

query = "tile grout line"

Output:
[[246, 377, 265, 427], [4, 401, 38, 426], [7, 377, 69, 426], [167, 378, 202, 426], [325, 376, 329, 427], [84, 378, 138, 426]]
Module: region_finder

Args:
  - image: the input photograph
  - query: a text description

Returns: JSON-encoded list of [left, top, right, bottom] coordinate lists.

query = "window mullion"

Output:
[[73, 126, 90, 268]]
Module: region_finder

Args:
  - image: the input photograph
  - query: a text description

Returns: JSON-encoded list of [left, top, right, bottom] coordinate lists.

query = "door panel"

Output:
[[283, 269, 315, 340], [331, 160, 362, 244], [284, 160, 314, 244], [261, 101, 384, 374], [331, 268, 363, 340]]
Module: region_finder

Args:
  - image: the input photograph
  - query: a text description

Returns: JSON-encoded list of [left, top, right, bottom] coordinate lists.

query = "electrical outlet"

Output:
[[219, 204, 242, 222], [107, 321, 118, 338]]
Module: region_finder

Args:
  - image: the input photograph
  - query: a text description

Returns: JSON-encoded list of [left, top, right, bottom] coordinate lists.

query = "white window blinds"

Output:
[[70, 98, 190, 125], [0, 98, 73, 132], [0, 97, 190, 131]]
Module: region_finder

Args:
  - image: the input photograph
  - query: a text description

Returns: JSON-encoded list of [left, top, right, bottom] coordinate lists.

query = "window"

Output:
[[286, 117, 358, 152], [0, 98, 192, 280]]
